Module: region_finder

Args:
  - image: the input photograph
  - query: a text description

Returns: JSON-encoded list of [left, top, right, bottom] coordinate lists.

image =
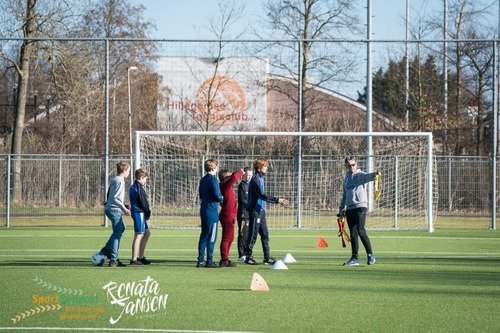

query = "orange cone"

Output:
[[317, 236, 329, 248], [250, 272, 269, 291]]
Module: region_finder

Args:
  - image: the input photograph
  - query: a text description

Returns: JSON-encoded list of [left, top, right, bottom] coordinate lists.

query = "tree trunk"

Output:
[[10, 0, 37, 203]]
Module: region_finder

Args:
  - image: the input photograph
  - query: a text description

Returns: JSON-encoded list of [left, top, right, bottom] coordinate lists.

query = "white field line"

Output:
[[0, 234, 499, 241], [0, 327, 261, 333]]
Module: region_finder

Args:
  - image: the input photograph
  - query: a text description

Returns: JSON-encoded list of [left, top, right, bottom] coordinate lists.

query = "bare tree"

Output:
[[259, 0, 361, 133], [0, 0, 85, 202], [62, 0, 156, 155], [20, 0, 157, 155], [0, 0, 157, 203], [187, 0, 247, 155], [430, 0, 496, 155]]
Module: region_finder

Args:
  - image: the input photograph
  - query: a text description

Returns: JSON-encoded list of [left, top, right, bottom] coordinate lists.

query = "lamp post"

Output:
[[127, 66, 138, 170], [33, 91, 37, 123], [45, 95, 52, 122]]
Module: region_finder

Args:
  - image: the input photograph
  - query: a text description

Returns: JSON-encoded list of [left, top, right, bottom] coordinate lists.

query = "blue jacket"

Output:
[[247, 171, 278, 212], [199, 173, 223, 220], [130, 180, 151, 219]]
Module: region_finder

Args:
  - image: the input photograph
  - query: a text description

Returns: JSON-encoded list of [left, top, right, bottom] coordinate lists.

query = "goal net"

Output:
[[135, 131, 436, 231]]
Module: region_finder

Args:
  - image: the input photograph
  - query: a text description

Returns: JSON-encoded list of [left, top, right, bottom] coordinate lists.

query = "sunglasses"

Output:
[[346, 164, 356, 168]]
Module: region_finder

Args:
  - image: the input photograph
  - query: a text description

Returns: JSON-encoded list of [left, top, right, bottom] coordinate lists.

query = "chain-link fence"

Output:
[[0, 153, 496, 229], [1, 30, 499, 231]]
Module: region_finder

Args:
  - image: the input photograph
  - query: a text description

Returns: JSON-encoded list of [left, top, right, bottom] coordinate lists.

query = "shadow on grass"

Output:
[[0, 258, 197, 267], [0, 258, 91, 267]]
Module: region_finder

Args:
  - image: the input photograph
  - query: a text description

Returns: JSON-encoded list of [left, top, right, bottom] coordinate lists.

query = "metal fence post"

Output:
[[6, 154, 11, 227], [58, 156, 62, 207], [394, 156, 398, 229]]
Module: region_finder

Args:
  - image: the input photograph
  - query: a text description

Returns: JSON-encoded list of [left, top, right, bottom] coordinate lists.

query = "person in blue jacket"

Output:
[[129, 168, 152, 265], [338, 156, 381, 267], [244, 157, 288, 265], [197, 159, 224, 268]]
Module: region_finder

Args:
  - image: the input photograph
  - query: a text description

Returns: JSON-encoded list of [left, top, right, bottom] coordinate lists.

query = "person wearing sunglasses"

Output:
[[337, 156, 381, 266]]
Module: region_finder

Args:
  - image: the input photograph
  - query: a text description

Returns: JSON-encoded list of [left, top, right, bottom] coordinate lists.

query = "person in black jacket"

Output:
[[236, 167, 252, 261], [129, 168, 152, 265], [244, 158, 289, 265]]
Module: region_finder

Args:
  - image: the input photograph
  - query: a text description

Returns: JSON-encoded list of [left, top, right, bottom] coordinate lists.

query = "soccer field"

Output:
[[0, 227, 499, 333]]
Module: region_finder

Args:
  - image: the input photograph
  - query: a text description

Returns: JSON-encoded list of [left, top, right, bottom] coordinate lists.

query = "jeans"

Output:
[[105, 209, 126, 260]]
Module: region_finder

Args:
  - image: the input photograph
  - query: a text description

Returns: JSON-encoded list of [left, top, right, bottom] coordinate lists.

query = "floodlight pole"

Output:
[[405, 0, 410, 129], [127, 66, 138, 170], [366, 0, 374, 209], [104, 40, 110, 228], [493, 41, 498, 231]]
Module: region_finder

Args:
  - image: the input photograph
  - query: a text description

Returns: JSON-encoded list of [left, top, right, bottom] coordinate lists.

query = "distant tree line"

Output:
[[0, 0, 496, 160]]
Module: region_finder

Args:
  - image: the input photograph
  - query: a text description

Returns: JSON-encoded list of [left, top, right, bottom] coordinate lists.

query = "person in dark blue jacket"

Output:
[[197, 159, 224, 268], [129, 168, 152, 265], [244, 158, 288, 265]]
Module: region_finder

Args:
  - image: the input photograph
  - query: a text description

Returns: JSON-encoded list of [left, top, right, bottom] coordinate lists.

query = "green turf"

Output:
[[0, 228, 499, 332]]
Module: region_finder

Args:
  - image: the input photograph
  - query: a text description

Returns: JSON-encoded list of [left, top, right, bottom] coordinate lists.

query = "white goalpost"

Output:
[[135, 131, 436, 232]]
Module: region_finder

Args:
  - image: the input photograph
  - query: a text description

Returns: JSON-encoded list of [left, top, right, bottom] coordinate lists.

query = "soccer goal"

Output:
[[135, 131, 436, 232]]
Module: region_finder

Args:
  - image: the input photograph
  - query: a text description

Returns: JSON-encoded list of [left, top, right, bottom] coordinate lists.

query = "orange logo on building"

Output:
[[194, 75, 247, 125]]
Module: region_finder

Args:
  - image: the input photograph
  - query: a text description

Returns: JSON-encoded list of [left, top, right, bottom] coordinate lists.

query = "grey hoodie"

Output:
[[105, 175, 128, 213], [338, 169, 377, 214]]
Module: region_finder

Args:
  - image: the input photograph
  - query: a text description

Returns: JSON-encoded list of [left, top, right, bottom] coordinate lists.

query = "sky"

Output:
[[132, 0, 441, 40], [130, 0, 497, 98]]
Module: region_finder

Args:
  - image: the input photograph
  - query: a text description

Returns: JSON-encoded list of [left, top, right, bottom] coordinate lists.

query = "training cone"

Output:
[[271, 260, 288, 270], [250, 272, 269, 291], [317, 236, 329, 248], [282, 253, 297, 263]]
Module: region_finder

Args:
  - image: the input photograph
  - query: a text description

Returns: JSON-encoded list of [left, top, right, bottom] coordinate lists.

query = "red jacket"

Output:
[[219, 170, 244, 221]]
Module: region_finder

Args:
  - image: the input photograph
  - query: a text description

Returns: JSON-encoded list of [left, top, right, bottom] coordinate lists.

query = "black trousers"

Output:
[[237, 217, 250, 258], [244, 210, 270, 259], [345, 207, 373, 259]]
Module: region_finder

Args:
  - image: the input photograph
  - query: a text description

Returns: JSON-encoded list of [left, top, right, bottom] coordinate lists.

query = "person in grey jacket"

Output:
[[101, 162, 131, 267], [338, 156, 381, 266]]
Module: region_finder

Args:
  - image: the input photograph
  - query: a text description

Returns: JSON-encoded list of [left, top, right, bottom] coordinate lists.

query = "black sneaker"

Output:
[[245, 258, 259, 265], [138, 257, 151, 265], [129, 259, 144, 265], [205, 262, 222, 268], [196, 262, 205, 268], [219, 259, 236, 267], [109, 259, 126, 267], [100, 247, 111, 259], [263, 257, 276, 265]]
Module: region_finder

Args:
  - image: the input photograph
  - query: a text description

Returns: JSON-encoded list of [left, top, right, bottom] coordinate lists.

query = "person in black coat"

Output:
[[236, 167, 252, 261]]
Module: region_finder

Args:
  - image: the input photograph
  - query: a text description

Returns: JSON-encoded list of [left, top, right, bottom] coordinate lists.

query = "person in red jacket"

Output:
[[218, 168, 245, 267]]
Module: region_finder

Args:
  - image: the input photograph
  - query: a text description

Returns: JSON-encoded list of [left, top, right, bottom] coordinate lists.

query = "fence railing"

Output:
[[0, 154, 496, 229]]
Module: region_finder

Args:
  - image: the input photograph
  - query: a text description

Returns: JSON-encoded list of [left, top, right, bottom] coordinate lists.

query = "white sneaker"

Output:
[[238, 256, 246, 262]]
